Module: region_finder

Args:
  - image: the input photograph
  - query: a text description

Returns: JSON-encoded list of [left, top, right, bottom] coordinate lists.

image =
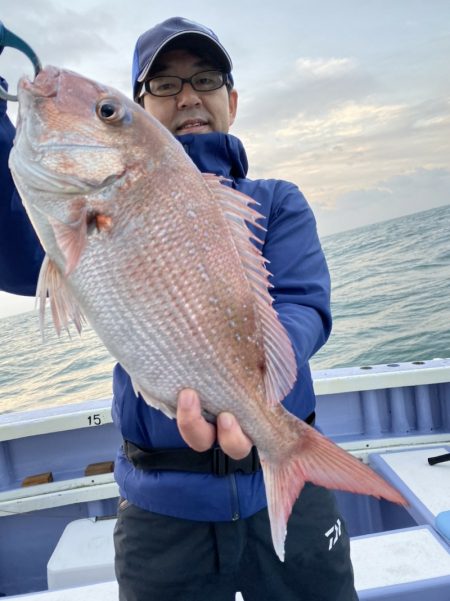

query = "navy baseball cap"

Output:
[[132, 17, 233, 100]]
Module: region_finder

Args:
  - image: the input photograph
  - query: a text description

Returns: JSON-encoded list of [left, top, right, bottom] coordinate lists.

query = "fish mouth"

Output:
[[20, 66, 61, 98]]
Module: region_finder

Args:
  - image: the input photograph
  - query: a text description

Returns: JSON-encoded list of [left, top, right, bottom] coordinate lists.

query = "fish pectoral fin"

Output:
[[203, 173, 297, 406], [48, 201, 88, 276], [260, 414, 407, 562], [36, 255, 85, 337], [131, 378, 177, 420]]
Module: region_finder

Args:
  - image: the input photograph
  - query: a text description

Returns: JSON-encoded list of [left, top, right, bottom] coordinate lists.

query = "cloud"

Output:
[[3, 1, 115, 62], [235, 83, 450, 219], [2, 2, 449, 242], [295, 57, 357, 78], [232, 30, 450, 210], [235, 54, 376, 134], [275, 101, 406, 142], [315, 168, 450, 236], [337, 167, 450, 211], [1, 1, 123, 101]]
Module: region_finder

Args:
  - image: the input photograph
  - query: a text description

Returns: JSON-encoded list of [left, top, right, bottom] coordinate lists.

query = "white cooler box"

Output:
[[47, 518, 116, 590]]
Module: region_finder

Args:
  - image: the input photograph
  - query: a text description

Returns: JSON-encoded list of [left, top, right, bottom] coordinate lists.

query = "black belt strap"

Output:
[[123, 411, 315, 477]]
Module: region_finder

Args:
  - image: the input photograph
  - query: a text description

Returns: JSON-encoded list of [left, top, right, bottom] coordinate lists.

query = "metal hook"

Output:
[[0, 22, 42, 101]]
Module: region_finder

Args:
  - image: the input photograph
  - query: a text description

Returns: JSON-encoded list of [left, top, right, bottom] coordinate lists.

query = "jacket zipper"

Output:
[[229, 474, 240, 521]]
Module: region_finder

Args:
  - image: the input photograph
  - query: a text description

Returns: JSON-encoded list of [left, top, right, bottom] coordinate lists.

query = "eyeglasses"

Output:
[[141, 70, 230, 97]]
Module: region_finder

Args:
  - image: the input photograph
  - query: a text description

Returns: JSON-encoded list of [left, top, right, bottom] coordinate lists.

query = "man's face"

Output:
[[142, 49, 238, 136]]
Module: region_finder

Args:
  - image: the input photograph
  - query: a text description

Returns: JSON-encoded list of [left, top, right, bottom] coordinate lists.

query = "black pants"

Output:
[[114, 483, 358, 601]]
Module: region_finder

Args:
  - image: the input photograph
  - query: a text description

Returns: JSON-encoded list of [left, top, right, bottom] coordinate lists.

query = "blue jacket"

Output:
[[0, 85, 332, 521], [0, 78, 44, 294]]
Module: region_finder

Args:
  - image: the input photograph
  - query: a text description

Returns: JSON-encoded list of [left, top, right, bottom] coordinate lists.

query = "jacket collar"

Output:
[[176, 132, 248, 180]]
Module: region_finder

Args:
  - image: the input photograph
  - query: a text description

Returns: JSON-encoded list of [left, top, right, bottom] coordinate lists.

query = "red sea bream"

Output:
[[9, 66, 406, 561]]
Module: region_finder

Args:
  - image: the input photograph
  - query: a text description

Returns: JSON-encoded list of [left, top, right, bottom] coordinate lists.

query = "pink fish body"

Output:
[[9, 67, 406, 561]]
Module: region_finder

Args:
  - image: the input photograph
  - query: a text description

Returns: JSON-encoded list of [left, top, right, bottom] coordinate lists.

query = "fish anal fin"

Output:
[[36, 255, 85, 337], [260, 414, 407, 561], [203, 173, 297, 406], [259, 456, 306, 562]]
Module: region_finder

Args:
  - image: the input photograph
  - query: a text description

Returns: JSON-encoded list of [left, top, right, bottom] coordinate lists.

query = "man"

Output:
[[0, 17, 358, 601], [116, 17, 357, 601]]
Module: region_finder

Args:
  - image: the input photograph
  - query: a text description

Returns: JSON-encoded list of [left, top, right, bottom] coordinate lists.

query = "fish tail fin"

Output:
[[260, 417, 407, 562]]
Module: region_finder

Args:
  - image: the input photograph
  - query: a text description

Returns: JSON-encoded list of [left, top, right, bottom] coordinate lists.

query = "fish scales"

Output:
[[73, 147, 264, 417], [9, 66, 407, 561]]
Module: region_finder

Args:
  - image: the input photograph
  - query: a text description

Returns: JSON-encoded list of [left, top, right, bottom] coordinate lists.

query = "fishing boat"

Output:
[[1, 358, 450, 600]]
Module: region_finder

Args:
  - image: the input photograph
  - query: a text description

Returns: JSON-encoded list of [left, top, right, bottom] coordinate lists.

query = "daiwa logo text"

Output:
[[325, 518, 342, 550]]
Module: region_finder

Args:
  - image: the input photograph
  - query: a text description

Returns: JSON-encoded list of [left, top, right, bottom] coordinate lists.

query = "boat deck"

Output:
[[1, 359, 450, 598], [8, 525, 450, 600]]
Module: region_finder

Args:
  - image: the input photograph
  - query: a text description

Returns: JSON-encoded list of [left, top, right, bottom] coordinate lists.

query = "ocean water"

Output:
[[311, 203, 450, 370], [0, 203, 449, 414]]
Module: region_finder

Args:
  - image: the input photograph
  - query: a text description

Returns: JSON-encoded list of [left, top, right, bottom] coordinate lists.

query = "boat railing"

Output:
[[0, 358, 449, 517]]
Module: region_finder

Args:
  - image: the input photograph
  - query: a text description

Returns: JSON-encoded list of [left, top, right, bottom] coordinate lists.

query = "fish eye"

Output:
[[96, 97, 125, 123]]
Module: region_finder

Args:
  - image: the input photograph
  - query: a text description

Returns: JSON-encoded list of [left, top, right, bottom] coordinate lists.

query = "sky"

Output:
[[0, 0, 449, 316]]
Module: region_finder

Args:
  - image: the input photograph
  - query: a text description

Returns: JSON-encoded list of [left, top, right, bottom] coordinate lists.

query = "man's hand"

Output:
[[177, 388, 252, 460]]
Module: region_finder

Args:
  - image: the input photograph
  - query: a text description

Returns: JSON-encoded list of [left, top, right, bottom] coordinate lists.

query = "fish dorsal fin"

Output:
[[203, 174, 297, 405], [37, 255, 85, 337]]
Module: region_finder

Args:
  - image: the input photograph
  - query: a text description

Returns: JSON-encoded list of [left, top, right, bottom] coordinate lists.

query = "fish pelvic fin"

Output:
[[203, 173, 297, 406], [260, 415, 407, 562], [37, 255, 85, 337]]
